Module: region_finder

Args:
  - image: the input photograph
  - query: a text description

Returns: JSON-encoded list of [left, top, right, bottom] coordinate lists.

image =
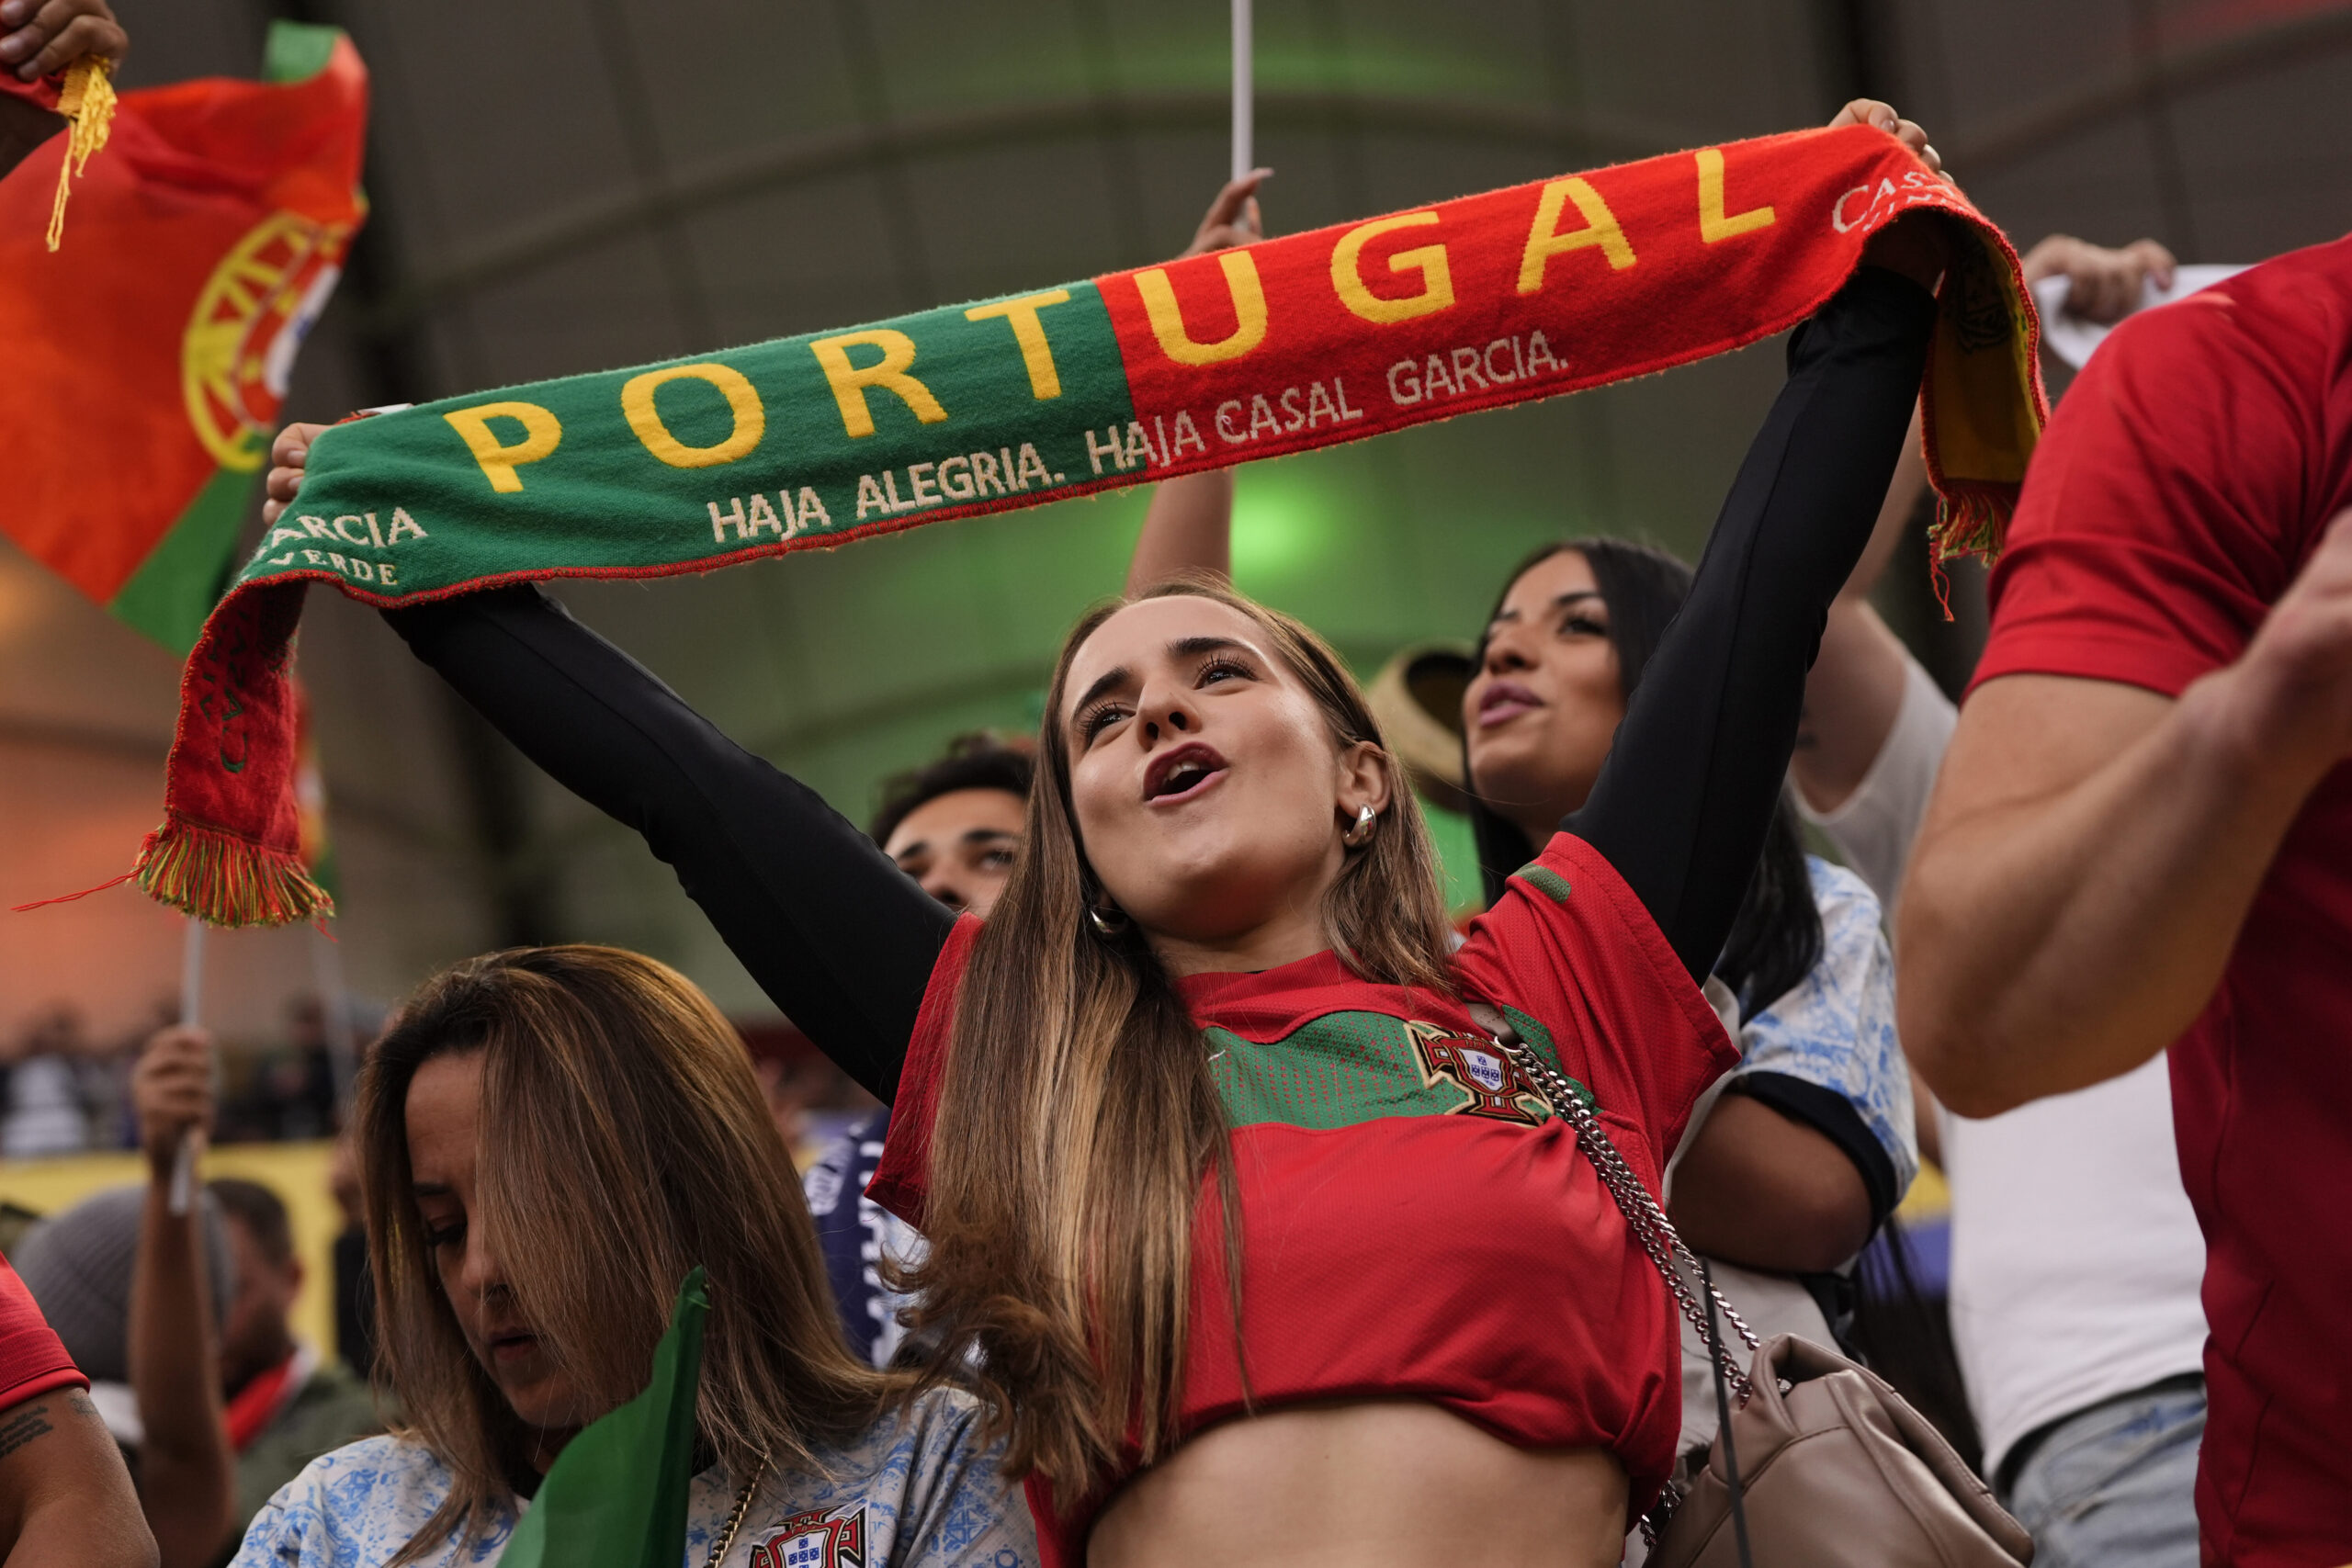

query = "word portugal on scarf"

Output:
[[72, 121, 2043, 931]]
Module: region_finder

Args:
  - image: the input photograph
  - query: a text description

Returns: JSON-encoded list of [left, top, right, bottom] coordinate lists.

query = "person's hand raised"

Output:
[[2019, 234, 2177, 323], [263, 421, 330, 527], [132, 1025, 216, 1184], [0, 0, 126, 83], [1181, 169, 1270, 258], [1826, 98, 1942, 177], [1823, 100, 1954, 292]]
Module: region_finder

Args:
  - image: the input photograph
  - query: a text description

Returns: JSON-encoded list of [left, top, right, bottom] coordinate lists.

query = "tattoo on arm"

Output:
[[0, 1405, 54, 1462], [0, 1393, 98, 1464]]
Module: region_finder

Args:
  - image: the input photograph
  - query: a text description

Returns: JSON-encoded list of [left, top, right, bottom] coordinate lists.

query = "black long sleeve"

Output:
[[1570, 267, 1937, 981], [385, 587, 951, 1103]]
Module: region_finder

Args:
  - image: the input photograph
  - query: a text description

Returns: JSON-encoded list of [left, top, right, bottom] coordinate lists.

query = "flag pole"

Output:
[[1230, 0, 1252, 183], [310, 927, 360, 1114], [166, 919, 205, 1215]]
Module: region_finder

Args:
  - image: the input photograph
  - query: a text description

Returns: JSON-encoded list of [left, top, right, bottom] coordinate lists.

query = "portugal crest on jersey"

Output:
[[750, 1506, 866, 1568], [1405, 1021, 1554, 1125]]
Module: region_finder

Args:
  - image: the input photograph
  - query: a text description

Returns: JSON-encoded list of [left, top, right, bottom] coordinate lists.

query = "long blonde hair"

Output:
[[357, 945, 904, 1563], [898, 581, 1455, 1497]]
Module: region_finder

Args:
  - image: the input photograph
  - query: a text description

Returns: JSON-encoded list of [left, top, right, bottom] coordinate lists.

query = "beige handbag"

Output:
[[1466, 1004, 2033, 1568]]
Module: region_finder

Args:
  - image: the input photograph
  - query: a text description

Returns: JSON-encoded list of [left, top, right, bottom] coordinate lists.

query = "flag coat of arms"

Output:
[[0, 22, 368, 653]]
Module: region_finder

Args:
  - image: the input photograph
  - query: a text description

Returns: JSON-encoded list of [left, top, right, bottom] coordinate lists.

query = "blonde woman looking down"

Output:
[[230, 946, 1036, 1568]]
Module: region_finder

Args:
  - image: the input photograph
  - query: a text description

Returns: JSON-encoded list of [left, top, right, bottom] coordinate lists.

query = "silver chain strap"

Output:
[[1469, 1004, 1760, 1399]]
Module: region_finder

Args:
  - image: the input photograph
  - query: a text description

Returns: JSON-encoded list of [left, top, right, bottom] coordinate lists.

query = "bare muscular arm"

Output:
[[1898, 511, 2352, 1115], [0, 1390, 153, 1568]]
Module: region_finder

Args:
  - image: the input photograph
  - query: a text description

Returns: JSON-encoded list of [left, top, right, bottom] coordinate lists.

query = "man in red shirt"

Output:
[[1900, 236, 2352, 1566], [0, 1256, 151, 1566]]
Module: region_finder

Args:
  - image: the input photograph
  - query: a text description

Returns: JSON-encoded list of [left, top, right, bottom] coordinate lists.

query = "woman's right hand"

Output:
[[263, 421, 330, 526]]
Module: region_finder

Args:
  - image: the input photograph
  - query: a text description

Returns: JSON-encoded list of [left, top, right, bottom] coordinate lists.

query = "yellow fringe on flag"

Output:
[[46, 56, 117, 253]]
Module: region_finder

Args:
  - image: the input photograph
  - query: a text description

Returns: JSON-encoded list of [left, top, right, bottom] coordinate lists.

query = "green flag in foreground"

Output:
[[502, 1267, 709, 1568]]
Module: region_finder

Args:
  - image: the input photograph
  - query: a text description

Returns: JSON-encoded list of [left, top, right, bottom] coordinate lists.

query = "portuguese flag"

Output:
[[120, 121, 2042, 927], [0, 22, 367, 654]]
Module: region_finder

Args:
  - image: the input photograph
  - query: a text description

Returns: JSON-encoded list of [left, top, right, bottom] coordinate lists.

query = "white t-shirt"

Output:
[[230, 1389, 1038, 1568], [1801, 652, 2208, 1474]]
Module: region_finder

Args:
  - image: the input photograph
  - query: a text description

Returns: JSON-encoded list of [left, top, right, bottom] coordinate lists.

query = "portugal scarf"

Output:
[[121, 122, 2044, 928]]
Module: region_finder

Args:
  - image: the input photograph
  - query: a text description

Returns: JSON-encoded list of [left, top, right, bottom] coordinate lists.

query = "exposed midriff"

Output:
[[1090, 1401, 1628, 1568]]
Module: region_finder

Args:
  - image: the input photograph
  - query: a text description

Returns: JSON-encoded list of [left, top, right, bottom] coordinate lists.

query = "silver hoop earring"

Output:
[[1343, 804, 1378, 847], [1088, 904, 1130, 938]]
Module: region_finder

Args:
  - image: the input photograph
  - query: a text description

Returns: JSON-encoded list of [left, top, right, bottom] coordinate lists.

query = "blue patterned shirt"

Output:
[[229, 1389, 1037, 1568], [1736, 856, 1918, 1208]]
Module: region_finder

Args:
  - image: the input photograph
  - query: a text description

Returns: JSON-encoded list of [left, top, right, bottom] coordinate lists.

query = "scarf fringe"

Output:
[[1926, 481, 2018, 617], [131, 818, 335, 928]]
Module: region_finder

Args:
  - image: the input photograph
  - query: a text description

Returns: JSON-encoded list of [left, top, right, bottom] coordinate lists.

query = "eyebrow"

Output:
[[1490, 590, 1603, 628], [894, 826, 1015, 863], [1170, 634, 1250, 660], [412, 1181, 452, 1197], [1070, 662, 1131, 720], [1067, 634, 1256, 723]]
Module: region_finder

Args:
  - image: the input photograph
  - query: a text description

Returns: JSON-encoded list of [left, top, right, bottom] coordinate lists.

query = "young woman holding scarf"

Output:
[[266, 108, 1947, 1568]]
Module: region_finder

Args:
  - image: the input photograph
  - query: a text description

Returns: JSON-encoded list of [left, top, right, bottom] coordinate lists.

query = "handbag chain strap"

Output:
[[1467, 1002, 1760, 1399], [702, 1453, 769, 1568]]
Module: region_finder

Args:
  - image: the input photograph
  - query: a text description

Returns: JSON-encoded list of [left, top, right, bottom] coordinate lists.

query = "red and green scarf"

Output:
[[122, 122, 2043, 928]]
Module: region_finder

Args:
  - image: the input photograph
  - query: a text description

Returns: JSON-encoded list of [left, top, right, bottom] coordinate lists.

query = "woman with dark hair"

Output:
[[229, 946, 1035, 1568], [266, 104, 1946, 1568], [1462, 533, 1916, 1468]]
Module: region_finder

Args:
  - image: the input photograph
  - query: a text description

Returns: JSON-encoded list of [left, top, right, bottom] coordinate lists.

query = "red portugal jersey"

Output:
[[870, 833, 1736, 1566], [0, 1255, 84, 1413]]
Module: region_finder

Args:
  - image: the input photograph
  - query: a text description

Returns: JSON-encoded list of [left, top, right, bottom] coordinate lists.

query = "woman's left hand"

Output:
[[1826, 97, 1943, 180], [1823, 100, 1954, 291]]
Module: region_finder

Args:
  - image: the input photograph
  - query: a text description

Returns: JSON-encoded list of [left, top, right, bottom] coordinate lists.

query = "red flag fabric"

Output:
[[0, 23, 367, 653]]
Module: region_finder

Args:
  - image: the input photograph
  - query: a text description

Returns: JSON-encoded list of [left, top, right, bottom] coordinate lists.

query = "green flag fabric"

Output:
[[500, 1267, 709, 1568]]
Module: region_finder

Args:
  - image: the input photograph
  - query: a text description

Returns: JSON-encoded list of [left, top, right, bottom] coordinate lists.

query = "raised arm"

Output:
[[1788, 403, 1922, 816], [126, 1030, 233, 1568], [1573, 235, 1941, 980], [1123, 172, 1265, 596], [1901, 517, 2352, 1115], [1795, 233, 2182, 818], [383, 585, 950, 1101]]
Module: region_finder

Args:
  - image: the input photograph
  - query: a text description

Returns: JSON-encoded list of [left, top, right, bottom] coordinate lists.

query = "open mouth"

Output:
[[1476, 681, 1543, 729], [487, 1329, 541, 1363], [1143, 742, 1229, 805]]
